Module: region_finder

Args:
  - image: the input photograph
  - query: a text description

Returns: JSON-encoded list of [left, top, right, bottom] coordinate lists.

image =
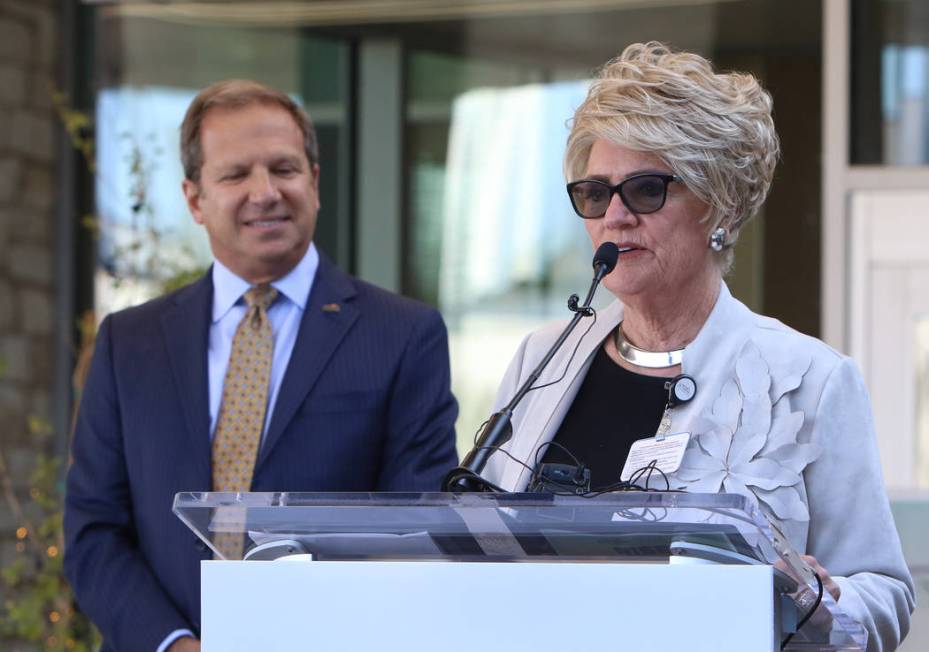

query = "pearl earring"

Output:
[[709, 227, 727, 252]]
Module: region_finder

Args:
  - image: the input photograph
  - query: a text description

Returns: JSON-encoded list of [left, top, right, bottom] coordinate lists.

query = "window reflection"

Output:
[[881, 45, 929, 165], [438, 82, 595, 446], [439, 82, 590, 315], [852, 0, 929, 164], [94, 87, 210, 314], [405, 47, 598, 449]]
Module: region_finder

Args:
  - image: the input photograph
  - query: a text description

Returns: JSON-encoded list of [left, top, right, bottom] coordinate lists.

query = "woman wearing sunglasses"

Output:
[[481, 42, 913, 651]]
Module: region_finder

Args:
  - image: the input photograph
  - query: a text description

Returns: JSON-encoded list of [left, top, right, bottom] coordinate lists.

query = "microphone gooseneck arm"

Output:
[[443, 243, 619, 492]]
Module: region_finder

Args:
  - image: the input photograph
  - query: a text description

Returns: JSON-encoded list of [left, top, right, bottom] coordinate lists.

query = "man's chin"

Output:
[[254, 243, 310, 277]]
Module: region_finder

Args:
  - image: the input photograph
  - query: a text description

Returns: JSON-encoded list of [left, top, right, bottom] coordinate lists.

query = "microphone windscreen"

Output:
[[593, 242, 619, 274]]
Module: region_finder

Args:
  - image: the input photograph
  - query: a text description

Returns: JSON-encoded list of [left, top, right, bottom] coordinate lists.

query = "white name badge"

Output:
[[620, 432, 691, 481]]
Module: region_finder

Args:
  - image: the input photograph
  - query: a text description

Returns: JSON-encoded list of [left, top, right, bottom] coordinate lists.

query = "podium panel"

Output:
[[202, 561, 776, 652]]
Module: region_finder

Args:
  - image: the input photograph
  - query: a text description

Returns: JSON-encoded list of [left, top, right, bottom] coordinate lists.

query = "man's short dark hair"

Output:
[[180, 79, 319, 183]]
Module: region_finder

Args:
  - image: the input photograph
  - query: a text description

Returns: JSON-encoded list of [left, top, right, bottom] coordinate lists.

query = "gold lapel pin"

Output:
[[321, 303, 341, 313]]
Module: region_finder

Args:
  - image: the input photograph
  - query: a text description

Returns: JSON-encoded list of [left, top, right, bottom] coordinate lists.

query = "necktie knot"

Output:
[[244, 285, 278, 311]]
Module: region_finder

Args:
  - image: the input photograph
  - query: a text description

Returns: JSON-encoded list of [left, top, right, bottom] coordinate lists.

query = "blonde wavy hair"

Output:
[[565, 42, 779, 271]]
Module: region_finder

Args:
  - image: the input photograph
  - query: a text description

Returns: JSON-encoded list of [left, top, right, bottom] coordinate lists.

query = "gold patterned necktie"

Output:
[[211, 285, 277, 558], [212, 284, 278, 491]]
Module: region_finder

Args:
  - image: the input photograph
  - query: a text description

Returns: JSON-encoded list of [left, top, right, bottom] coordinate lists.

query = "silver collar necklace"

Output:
[[614, 322, 684, 369]]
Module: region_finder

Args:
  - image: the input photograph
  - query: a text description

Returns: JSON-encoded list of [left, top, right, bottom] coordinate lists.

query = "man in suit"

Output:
[[63, 80, 458, 652]]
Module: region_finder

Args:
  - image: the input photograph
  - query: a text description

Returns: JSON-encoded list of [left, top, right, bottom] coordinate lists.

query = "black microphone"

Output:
[[443, 242, 619, 492], [593, 241, 619, 280], [569, 242, 618, 317]]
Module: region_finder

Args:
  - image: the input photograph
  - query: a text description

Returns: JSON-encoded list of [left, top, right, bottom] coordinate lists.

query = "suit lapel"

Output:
[[256, 256, 359, 471], [161, 272, 214, 480]]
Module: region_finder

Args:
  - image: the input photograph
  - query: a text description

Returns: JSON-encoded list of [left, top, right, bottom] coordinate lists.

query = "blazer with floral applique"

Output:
[[483, 282, 915, 652]]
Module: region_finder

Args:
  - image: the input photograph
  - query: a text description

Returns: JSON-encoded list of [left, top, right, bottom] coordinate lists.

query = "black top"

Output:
[[540, 344, 669, 488]]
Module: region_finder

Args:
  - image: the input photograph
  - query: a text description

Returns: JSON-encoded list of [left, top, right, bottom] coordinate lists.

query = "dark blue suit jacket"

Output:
[[63, 256, 459, 652]]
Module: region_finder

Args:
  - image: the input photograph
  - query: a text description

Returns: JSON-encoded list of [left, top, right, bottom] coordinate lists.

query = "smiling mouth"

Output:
[[245, 216, 289, 227], [617, 245, 642, 253]]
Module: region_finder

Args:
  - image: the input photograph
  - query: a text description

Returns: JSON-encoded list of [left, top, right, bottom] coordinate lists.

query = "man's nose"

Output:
[[247, 169, 282, 205]]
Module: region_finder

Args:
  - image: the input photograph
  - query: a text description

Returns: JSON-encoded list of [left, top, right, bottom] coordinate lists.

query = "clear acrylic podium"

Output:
[[174, 491, 867, 651]]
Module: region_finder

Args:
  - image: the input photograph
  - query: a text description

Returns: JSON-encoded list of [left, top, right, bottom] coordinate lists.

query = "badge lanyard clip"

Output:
[[656, 374, 697, 441]]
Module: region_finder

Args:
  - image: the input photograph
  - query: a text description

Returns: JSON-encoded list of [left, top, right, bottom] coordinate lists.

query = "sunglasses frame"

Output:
[[566, 173, 681, 219]]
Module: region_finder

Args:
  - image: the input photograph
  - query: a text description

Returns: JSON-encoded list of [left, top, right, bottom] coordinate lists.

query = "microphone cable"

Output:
[[780, 571, 824, 649], [527, 308, 598, 393]]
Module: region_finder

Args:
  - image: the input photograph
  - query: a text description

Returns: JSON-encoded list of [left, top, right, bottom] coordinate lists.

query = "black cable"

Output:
[[452, 440, 598, 496], [528, 440, 587, 494], [533, 440, 584, 469], [442, 467, 506, 493], [471, 418, 490, 447], [627, 461, 653, 487], [625, 460, 671, 491], [481, 444, 537, 476], [631, 459, 670, 491], [526, 309, 598, 392], [610, 506, 667, 522], [780, 571, 824, 650], [525, 451, 686, 498], [460, 439, 684, 499], [446, 443, 539, 493]]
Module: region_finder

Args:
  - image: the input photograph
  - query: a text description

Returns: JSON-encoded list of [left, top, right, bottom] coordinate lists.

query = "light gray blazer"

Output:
[[483, 283, 915, 652]]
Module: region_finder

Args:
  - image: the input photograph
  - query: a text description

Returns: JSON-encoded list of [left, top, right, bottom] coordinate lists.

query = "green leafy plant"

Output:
[[1, 94, 205, 650], [0, 446, 100, 651], [0, 303, 101, 650]]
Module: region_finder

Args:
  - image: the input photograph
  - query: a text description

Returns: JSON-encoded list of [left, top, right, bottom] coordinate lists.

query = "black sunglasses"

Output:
[[566, 173, 681, 218]]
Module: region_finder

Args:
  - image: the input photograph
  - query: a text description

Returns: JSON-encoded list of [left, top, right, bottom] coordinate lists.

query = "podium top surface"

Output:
[[174, 490, 779, 562]]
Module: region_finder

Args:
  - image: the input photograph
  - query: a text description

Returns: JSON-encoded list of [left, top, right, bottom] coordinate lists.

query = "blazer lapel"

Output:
[[256, 256, 359, 470], [502, 301, 625, 491], [160, 272, 213, 480]]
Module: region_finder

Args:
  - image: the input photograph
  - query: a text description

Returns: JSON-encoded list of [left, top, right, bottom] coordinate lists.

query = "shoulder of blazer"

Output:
[[100, 270, 213, 343], [739, 304, 847, 378], [315, 252, 440, 325], [106, 270, 212, 325]]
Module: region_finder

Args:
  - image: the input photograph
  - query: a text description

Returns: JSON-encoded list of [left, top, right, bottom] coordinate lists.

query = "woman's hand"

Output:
[[801, 554, 841, 602]]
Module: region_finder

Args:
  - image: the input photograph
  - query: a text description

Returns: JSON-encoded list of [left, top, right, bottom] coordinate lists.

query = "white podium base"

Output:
[[201, 560, 776, 651]]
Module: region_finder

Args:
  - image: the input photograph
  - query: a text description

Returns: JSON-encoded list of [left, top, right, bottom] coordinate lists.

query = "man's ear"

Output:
[[310, 163, 321, 211], [182, 178, 204, 224]]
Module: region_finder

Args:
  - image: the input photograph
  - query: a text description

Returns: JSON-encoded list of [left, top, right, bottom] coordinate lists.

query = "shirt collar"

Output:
[[211, 242, 319, 323]]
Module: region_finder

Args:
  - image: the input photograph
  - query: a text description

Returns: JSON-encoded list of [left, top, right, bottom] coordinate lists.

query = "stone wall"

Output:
[[0, 0, 60, 567]]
